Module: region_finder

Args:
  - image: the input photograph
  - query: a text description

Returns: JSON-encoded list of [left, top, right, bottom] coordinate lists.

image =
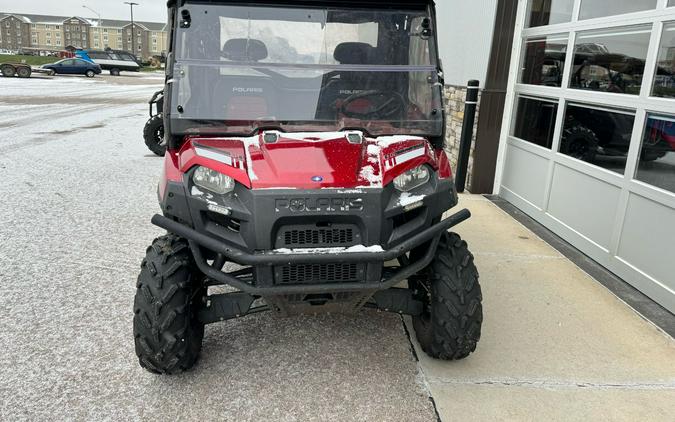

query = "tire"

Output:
[[17, 66, 31, 78], [110, 68, 120, 76], [1, 64, 16, 77], [133, 234, 205, 374], [560, 124, 598, 162], [412, 232, 483, 360], [143, 114, 166, 156], [85, 70, 95, 78]]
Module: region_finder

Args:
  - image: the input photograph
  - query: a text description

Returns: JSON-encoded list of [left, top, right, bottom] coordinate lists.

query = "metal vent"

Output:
[[282, 228, 354, 247], [277, 263, 361, 284]]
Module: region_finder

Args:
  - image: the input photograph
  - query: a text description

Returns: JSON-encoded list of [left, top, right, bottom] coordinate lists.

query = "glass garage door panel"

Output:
[[527, 0, 575, 28], [520, 34, 568, 87], [513, 96, 559, 148], [559, 104, 636, 174], [579, 0, 657, 20], [636, 115, 675, 193], [570, 26, 652, 95], [652, 22, 675, 99]]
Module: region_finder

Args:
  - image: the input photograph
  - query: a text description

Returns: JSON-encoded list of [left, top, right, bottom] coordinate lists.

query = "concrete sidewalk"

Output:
[[412, 195, 675, 421]]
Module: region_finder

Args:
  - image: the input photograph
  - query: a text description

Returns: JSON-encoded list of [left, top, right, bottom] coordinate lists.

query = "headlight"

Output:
[[192, 166, 234, 195], [393, 166, 430, 192]]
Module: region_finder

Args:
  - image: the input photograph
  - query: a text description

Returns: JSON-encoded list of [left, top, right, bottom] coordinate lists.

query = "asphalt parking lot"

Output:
[[1, 74, 674, 421]]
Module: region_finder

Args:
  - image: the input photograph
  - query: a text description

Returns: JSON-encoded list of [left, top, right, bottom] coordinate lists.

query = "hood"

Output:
[[180, 132, 438, 190]]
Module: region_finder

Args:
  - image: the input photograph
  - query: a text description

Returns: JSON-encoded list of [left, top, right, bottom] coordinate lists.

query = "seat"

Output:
[[212, 38, 276, 120], [316, 42, 382, 119]]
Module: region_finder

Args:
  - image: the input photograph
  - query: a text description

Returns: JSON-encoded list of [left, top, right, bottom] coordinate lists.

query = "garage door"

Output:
[[497, 0, 675, 313]]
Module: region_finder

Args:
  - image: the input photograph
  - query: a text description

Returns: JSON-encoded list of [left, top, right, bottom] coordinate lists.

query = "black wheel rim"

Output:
[[568, 139, 589, 159]]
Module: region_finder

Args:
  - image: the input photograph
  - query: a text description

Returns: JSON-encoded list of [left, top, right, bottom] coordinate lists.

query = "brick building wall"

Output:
[[443, 85, 481, 192]]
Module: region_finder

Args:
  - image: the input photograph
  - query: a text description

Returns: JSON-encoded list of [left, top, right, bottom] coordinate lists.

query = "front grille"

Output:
[[276, 263, 362, 284], [284, 228, 354, 246], [276, 223, 360, 248]]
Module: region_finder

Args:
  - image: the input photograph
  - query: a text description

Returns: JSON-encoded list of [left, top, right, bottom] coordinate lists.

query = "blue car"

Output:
[[42, 58, 102, 78]]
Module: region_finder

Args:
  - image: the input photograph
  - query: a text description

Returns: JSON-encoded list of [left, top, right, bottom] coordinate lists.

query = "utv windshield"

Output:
[[172, 3, 443, 137]]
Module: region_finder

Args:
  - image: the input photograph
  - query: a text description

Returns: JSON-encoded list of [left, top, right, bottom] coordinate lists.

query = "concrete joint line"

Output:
[[426, 378, 675, 391], [473, 252, 566, 260]]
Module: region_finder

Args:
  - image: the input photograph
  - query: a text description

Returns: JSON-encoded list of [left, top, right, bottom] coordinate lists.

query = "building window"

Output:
[[31, 37, 37, 44], [578, 0, 657, 21], [520, 34, 568, 87], [94, 42, 99, 48], [152, 38, 157, 44], [117, 37, 122, 43], [56, 32, 60, 38], [527, 0, 574, 27], [513, 96, 559, 149], [560, 103, 636, 174], [46, 40, 51, 45], [569, 25, 652, 95], [652, 22, 675, 99], [55, 25, 60, 30], [635, 114, 675, 193], [138, 45, 142, 51]]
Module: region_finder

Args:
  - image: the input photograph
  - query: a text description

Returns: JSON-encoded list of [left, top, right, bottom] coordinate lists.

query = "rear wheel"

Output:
[[85, 69, 95, 78], [133, 234, 205, 374], [16, 66, 31, 78], [143, 114, 166, 156], [1, 64, 16, 77], [110, 68, 120, 76], [412, 232, 483, 360], [560, 125, 598, 162]]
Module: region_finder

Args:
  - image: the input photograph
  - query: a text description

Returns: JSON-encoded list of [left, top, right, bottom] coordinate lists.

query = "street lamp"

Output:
[[82, 5, 101, 27], [124, 2, 139, 57]]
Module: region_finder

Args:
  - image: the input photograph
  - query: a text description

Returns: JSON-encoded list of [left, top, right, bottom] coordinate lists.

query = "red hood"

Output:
[[177, 132, 449, 190]]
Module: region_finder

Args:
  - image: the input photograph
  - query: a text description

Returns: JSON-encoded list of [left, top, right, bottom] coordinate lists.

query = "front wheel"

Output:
[[412, 232, 483, 360], [110, 68, 120, 76], [85, 70, 95, 78], [143, 114, 166, 156], [133, 235, 205, 374]]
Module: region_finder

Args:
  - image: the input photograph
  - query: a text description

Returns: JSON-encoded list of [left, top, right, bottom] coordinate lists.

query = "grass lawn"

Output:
[[0, 54, 59, 66]]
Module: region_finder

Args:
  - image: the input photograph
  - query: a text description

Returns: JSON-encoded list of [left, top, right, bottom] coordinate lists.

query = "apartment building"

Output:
[[0, 12, 167, 59]]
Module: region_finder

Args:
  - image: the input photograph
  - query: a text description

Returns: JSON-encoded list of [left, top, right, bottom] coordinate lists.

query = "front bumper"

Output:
[[156, 171, 466, 299], [152, 208, 470, 296]]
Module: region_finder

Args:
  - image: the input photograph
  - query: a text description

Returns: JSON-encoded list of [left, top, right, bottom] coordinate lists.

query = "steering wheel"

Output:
[[339, 90, 407, 120]]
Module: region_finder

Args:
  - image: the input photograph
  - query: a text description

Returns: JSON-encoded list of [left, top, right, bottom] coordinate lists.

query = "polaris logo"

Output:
[[275, 198, 364, 213], [233, 87, 263, 93], [339, 89, 365, 95]]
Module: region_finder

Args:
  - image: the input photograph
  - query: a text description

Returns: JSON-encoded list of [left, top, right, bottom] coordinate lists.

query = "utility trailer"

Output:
[[0, 63, 55, 78]]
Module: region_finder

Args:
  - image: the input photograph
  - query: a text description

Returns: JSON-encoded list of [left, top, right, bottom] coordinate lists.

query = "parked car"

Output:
[[78, 49, 141, 76], [0, 49, 17, 55], [42, 58, 102, 78]]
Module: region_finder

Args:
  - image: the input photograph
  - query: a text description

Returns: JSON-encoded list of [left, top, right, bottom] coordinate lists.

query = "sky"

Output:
[[0, 0, 168, 22]]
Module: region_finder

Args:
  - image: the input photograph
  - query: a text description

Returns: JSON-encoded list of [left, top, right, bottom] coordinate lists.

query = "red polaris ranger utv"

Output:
[[134, 0, 483, 374]]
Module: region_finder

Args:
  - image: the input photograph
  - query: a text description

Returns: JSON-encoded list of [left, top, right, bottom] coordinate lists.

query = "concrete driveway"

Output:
[[415, 196, 675, 421], [0, 76, 673, 421]]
